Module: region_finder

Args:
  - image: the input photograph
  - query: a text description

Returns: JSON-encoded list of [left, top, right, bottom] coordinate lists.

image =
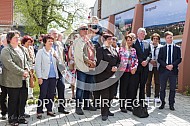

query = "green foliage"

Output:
[[185, 86, 190, 96], [14, 0, 87, 35]]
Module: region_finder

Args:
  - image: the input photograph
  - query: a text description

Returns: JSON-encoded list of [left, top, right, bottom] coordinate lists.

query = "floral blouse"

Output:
[[119, 47, 138, 72]]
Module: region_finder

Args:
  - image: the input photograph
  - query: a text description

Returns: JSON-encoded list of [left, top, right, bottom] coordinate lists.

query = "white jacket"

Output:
[[35, 47, 59, 79], [149, 44, 162, 71]]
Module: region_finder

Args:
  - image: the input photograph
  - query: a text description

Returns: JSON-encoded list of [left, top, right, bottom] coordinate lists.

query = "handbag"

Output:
[[29, 71, 36, 88], [133, 103, 149, 118]]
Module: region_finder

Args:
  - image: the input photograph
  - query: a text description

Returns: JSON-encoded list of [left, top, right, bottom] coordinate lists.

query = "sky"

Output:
[[80, 0, 96, 8]]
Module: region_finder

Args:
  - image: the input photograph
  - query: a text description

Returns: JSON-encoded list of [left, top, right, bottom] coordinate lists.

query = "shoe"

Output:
[[113, 96, 118, 99], [47, 112, 56, 117], [127, 107, 133, 112], [75, 108, 84, 115], [58, 110, 70, 114], [154, 97, 161, 103], [159, 101, 165, 109], [18, 118, 28, 124], [83, 106, 97, 111], [145, 97, 150, 102], [1, 115, 6, 120], [9, 122, 19, 126], [102, 116, 108, 121], [169, 105, 175, 111], [108, 111, 114, 116], [24, 113, 30, 118], [37, 114, 42, 119], [120, 108, 127, 113]]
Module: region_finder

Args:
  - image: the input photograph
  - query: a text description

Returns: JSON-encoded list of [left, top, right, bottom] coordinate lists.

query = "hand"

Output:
[[111, 66, 117, 72], [166, 65, 173, 71], [38, 78, 43, 85], [141, 61, 148, 67], [150, 60, 156, 65], [131, 68, 137, 75], [88, 60, 96, 68], [23, 70, 29, 78]]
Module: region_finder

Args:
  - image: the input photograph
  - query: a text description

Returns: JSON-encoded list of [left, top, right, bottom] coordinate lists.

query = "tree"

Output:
[[14, 0, 87, 35]]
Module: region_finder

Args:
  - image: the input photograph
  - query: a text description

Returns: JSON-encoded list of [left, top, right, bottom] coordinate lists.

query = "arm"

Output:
[[158, 47, 167, 68], [172, 46, 182, 67], [35, 50, 42, 79]]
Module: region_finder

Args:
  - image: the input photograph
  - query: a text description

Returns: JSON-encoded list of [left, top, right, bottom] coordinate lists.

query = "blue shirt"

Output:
[[48, 53, 56, 78]]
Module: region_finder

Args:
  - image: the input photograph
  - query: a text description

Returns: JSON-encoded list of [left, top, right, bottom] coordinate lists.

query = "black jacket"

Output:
[[158, 44, 182, 75]]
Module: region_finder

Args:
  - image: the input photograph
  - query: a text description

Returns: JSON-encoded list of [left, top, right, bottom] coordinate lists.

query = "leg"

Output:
[[139, 68, 149, 102], [146, 71, 153, 97], [46, 78, 57, 112], [18, 81, 28, 117], [7, 88, 20, 123], [153, 68, 160, 98], [0, 86, 8, 116], [159, 71, 169, 103], [119, 72, 129, 109], [37, 79, 49, 114], [75, 70, 86, 109], [57, 76, 66, 112], [168, 73, 177, 106], [100, 87, 109, 117]]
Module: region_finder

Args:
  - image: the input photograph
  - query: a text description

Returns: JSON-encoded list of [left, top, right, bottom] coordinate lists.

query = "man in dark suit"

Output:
[[158, 31, 181, 110], [133, 28, 151, 103]]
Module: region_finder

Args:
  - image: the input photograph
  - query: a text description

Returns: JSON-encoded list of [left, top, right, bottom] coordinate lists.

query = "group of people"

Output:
[[72, 17, 181, 121], [0, 15, 182, 125]]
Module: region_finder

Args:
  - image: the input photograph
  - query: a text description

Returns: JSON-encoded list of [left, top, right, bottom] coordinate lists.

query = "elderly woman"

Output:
[[21, 35, 35, 99], [1, 31, 30, 125], [119, 34, 138, 113], [35, 35, 59, 119]]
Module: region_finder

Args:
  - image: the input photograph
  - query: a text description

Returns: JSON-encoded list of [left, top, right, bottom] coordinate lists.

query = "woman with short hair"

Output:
[[35, 34, 59, 119]]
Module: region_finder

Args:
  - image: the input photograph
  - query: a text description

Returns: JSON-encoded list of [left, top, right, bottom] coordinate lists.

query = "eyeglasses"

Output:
[[79, 28, 88, 31], [112, 38, 117, 41], [153, 37, 159, 40]]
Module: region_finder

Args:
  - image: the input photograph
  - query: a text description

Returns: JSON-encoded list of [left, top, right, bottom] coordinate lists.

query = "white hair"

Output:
[[48, 28, 58, 34], [1, 34, 7, 42], [137, 28, 147, 35]]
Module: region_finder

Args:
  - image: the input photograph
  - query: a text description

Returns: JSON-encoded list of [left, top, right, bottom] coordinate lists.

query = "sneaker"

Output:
[[154, 97, 161, 103]]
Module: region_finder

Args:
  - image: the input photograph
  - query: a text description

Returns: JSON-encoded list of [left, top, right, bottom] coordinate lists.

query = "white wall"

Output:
[[101, 0, 138, 18]]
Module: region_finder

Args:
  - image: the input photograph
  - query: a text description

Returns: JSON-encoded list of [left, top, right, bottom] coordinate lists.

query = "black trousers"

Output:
[[159, 70, 177, 106], [7, 80, 28, 121], [119, 72, 138, 109], [0, 86, 7, 116], [146, 67, 160, 98], [100, 84, 116, 116], [135, 67, 149, 102], [37, 78, 56, 113], [57, 75, 66, 112]]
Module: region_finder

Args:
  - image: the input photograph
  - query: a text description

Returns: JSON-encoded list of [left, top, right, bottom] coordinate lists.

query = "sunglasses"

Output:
[[79, 28, 88, 31], [112, 38, 117, 41]]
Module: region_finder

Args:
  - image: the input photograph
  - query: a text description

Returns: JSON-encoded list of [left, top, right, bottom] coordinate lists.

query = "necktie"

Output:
[[168, 45, 171, 64], [140, 41, 144, 52], [153, 46, 157, 59]]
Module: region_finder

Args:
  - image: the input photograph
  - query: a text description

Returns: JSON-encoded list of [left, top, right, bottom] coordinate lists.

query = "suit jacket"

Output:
[[158, 44, 181, 75], [1, 44, 31, 88], [95, 46, 120, 83], [133, 39, 151, 72]]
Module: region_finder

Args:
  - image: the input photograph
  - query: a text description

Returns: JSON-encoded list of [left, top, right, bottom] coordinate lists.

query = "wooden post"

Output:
[[178, 1, 190, 93]]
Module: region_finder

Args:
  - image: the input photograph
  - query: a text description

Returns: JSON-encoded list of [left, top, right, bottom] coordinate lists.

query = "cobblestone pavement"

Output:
[[1, 85, 190, 126]]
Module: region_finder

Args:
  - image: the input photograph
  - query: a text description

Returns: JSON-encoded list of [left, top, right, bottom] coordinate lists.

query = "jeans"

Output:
[[75, 70, 95, 108]]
